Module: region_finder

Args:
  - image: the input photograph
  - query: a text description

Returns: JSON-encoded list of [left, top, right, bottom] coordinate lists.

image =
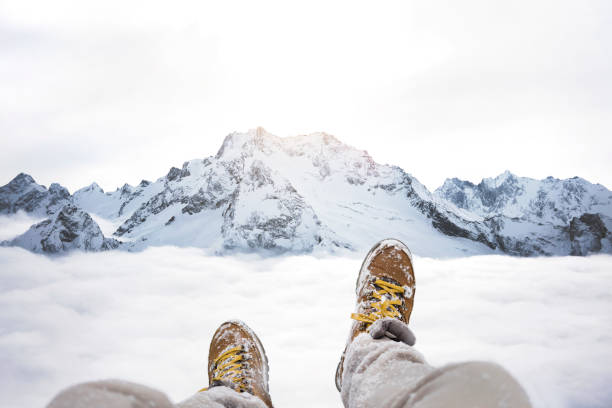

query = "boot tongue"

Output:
[[210, 379, 239, 390]]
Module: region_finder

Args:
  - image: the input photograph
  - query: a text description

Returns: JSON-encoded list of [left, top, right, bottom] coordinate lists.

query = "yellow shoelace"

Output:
[[351, 279, 405, 326], [199, 346, 247, 393]]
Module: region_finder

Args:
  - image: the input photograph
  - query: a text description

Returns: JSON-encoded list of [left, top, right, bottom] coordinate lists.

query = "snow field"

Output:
[[0, 248, 611, 408]]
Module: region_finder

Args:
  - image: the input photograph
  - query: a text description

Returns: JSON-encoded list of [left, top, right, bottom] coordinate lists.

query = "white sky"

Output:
[[1, 0, 611, 193]]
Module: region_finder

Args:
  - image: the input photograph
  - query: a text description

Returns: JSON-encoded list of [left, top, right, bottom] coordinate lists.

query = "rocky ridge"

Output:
[[0, 173, 71, 216], [435, 172, 612, 255]]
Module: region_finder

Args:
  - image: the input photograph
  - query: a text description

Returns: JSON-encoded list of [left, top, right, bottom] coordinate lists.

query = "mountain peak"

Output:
[[216, 127, 276, 158], [254, 126, 269, 137], [439, 177, 475, 189], [482, 170, 517, 188], [78, 182, 104, 194], [118, 183, 134, 195], [48, 183, 70, 198], [497, 169, 514, 179], [8, 172, 36, 187], [215, 128, 367, 164]]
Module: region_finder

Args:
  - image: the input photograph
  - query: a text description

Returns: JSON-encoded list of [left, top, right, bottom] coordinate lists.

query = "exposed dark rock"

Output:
[[568, 213, 609, 255], [166, 167, 181, 181], [180, 162, 191, 178], [346, 176, 365, 185]]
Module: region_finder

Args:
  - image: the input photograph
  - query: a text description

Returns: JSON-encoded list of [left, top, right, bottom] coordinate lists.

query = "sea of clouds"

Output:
[[1, 247, 611, 408], [0, 213, 44, 242]]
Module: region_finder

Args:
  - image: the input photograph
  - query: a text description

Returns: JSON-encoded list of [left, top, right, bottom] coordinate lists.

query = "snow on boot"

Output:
[[203, 320, 274, 407], [335, 238, 416, 391]]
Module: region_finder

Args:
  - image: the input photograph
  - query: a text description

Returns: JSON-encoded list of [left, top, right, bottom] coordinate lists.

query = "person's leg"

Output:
[[406, 360, 531, 408], [177, 386, 268, 408], [341, 333, 530, 408], [336, 238, 532, 408], [46, 379, 265, 408], [340, 332, 432, 408], [47, 320, 273, 408], [47, 379, 174, 408]]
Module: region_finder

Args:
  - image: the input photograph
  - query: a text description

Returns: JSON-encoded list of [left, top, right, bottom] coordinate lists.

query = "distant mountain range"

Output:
[[2, 128, 611, 256]]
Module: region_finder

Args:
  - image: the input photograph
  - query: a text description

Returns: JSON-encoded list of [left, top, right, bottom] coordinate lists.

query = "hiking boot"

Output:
[[203, 320, 273, 407], [335, 238, 416, 391]]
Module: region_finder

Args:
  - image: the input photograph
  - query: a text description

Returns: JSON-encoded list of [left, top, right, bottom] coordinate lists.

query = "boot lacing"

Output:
[[351, 278, 405, 326], [200, 345, 250, 393]]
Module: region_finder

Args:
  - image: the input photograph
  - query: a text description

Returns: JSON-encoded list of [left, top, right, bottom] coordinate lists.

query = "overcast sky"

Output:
[[1, 0, 611, 193]]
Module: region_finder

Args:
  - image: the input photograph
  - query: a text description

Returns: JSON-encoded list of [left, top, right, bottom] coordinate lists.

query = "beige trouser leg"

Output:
[[341, 334, 532, 408], [46, 379, 266, 408], [177, 387, 268, 408], [47, 380, 174, 408]]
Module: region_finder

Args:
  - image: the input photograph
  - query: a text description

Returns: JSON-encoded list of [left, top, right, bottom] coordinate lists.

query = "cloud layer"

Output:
[[0, 212, 44, 241], [1, 247, 611, 407]]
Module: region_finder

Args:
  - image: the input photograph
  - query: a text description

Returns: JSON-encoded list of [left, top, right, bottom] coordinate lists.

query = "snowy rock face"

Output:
[[110, 130, 350, 253], [435, 172, 612, 255], [0, 173, 71, 216], [435, 171, 612, 224], [2, 204, 120, 254], [2, 128, 612, 256], [0, 175, 120, 254], [567, 213, 611, 256]]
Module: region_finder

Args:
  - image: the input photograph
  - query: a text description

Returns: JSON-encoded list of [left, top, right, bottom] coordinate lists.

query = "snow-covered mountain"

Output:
[[2, 128, 611, 256], [0, 173, 71, 216], [435, 171, 612, 225], [435, 172, 612, 255], [71, 128, 493, 256], [2, 204, 120, 253]]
